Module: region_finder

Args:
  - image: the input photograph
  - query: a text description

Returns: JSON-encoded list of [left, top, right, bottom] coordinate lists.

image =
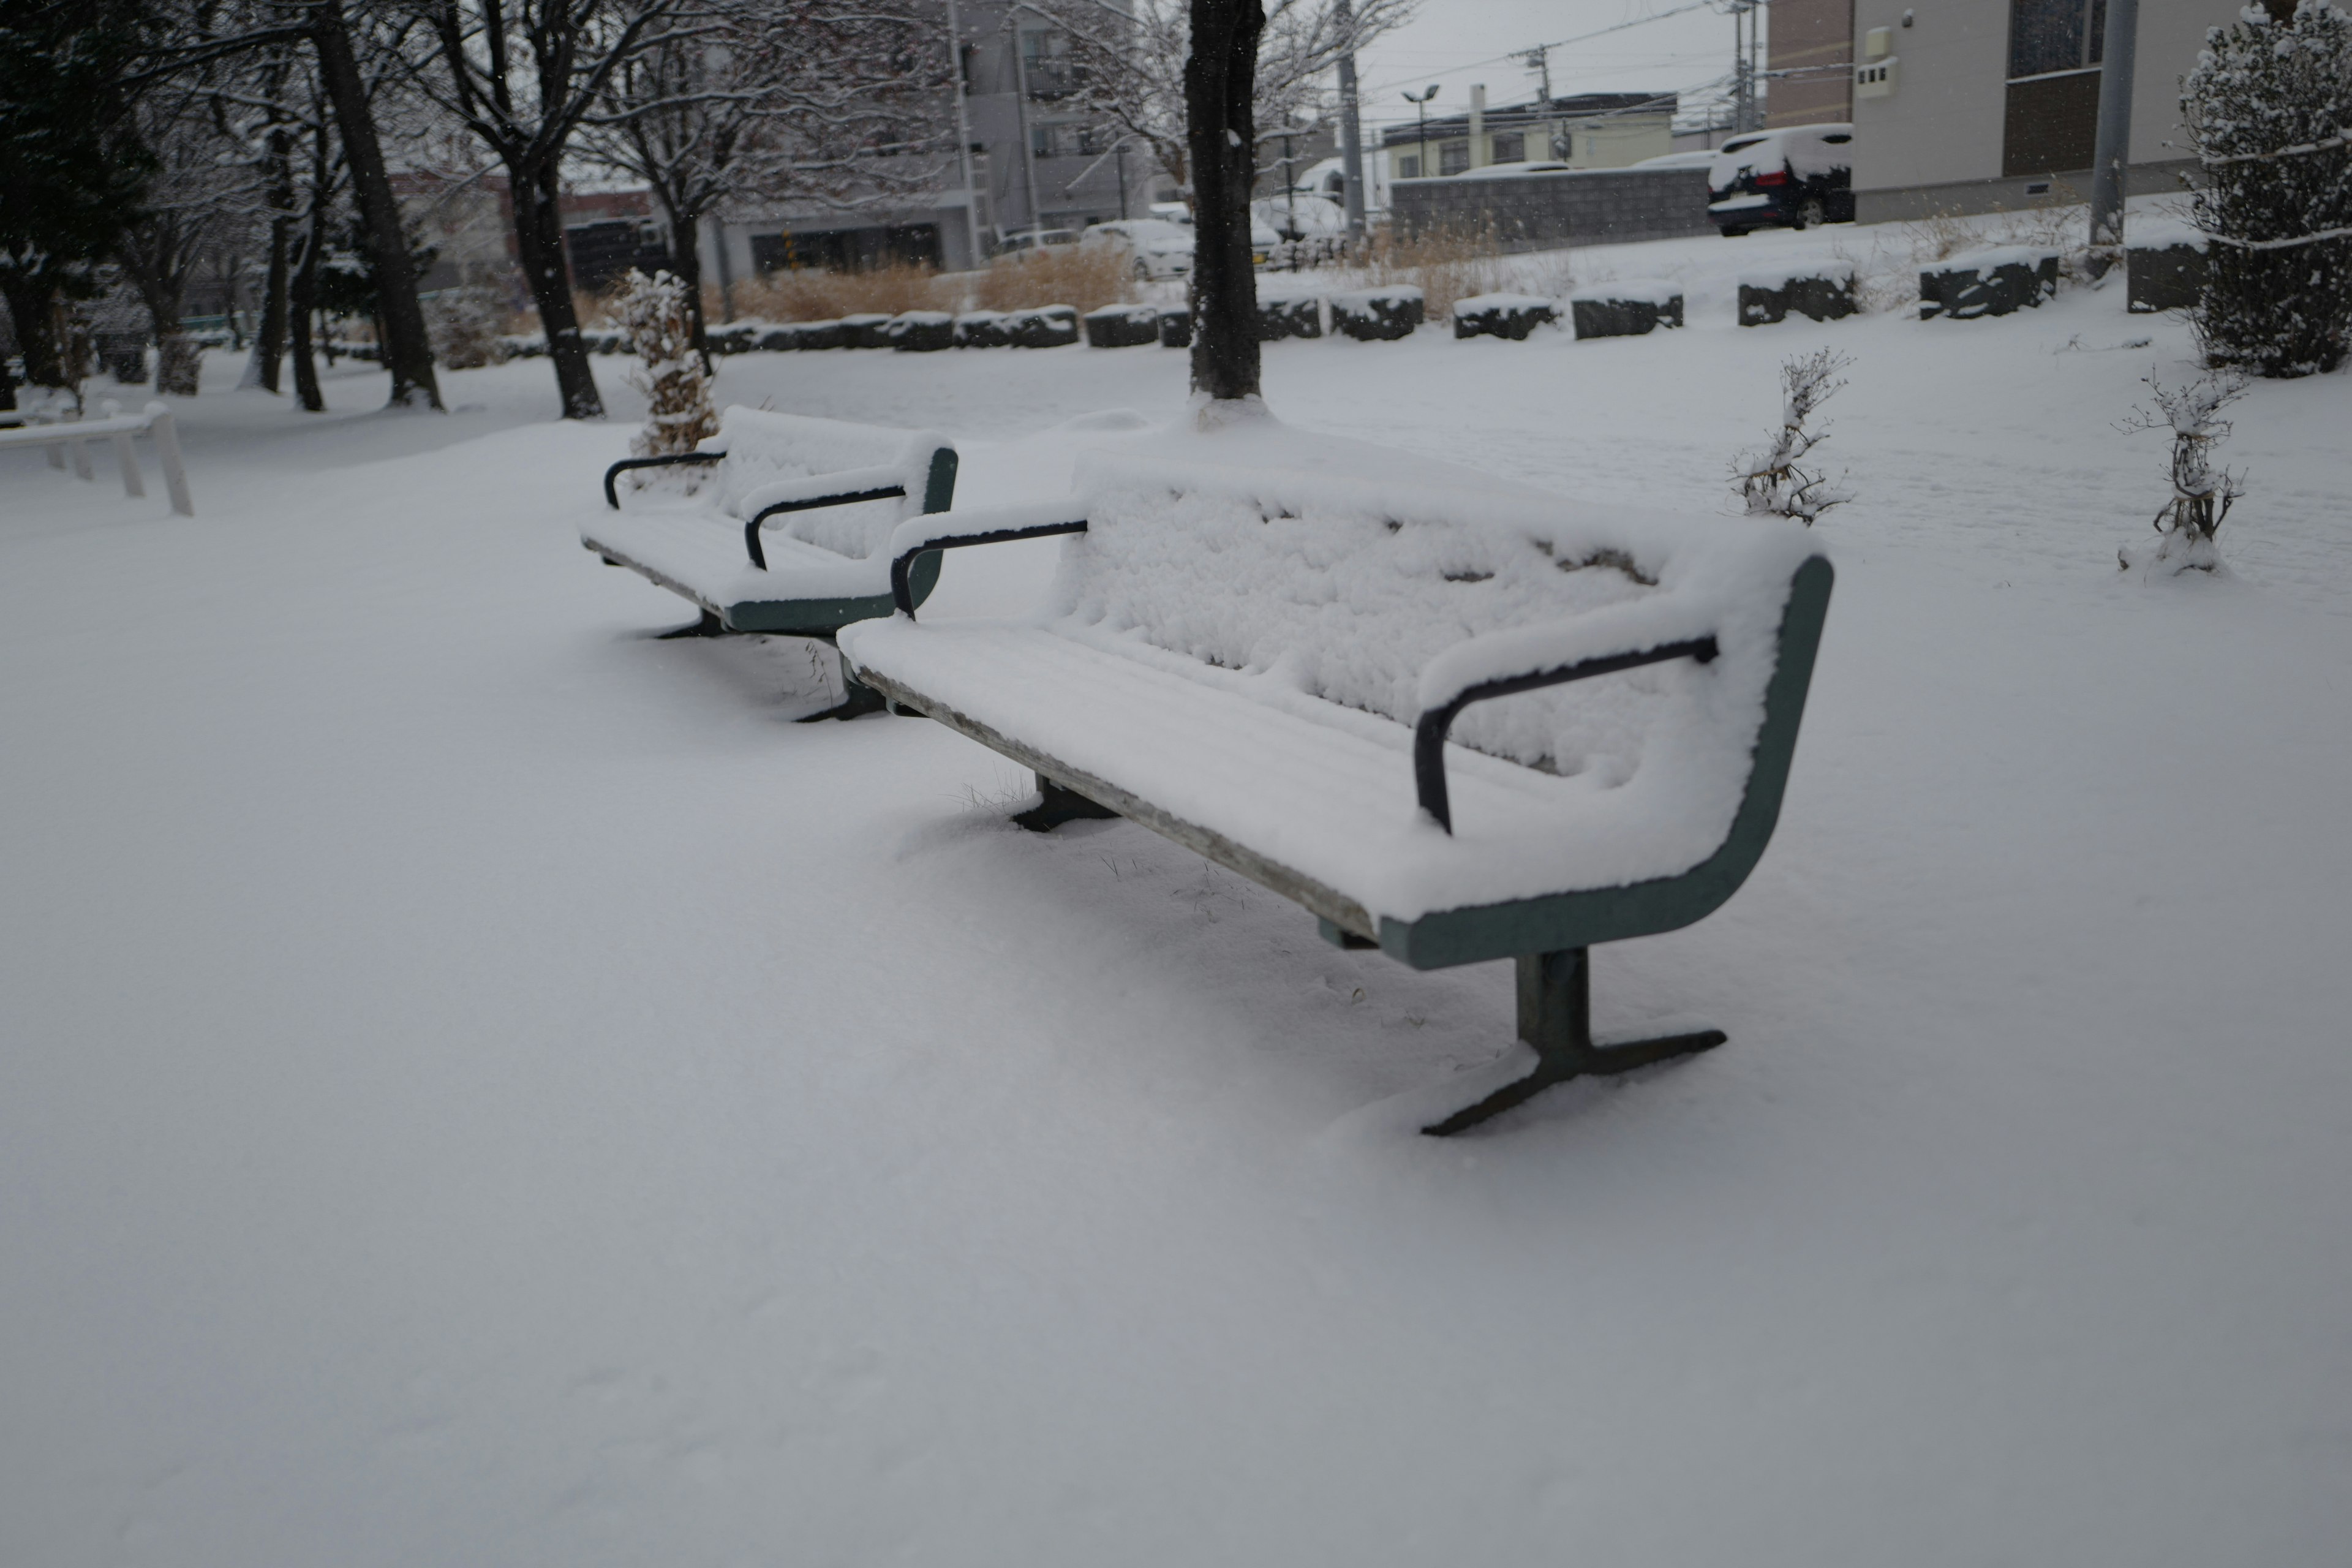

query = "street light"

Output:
[[1403, 85, 1439, 178]]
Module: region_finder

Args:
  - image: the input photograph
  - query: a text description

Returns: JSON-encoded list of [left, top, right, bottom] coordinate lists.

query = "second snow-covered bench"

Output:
[[841, 424, 1834, 1133], [584, 407, 957, 718]]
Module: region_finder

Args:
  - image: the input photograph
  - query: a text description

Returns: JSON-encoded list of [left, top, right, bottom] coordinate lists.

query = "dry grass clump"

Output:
[[1341, 224, 1520, 319], [967, 246, 1134, 314], [723, 262, 952, 322]]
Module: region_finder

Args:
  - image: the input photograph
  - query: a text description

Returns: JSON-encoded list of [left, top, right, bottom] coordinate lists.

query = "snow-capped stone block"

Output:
[[1156, 305, 1193, 348], [1005, 306, 1080, 349], [1452, 294, 1558, 340], [839, 313, 894, 349], [583, 407, 958, 635], [707, 323, 760, 355], [1918, 247, 2060, 319], [1738, 263, 1858, 326], [952, 311, 1009, 349], [1569, 279, 1684, 339], [842, 418, 1833, 974], [2127, 227, 2206, 315], [1331, 286, 1425, 341], [887, 311, 956, 352], [1256, 295, 1323, 341], [1084, 304, 1162, 349]]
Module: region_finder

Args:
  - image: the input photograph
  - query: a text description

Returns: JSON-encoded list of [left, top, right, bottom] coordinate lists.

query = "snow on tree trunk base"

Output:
[[154, 336, 202, 398], [614, 270, 718, 459]]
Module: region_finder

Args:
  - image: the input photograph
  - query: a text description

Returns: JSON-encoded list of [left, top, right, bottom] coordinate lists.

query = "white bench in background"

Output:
[[843, 424, 1834, 1134], [0, 400, 194, 516]]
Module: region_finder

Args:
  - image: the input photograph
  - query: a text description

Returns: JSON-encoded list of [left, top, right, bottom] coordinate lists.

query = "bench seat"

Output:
[[581, 506, 938, 635]]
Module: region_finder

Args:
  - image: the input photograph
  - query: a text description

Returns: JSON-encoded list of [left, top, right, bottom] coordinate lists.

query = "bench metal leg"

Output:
[[655, 609, 727, 639], [796, 666, 888, 723], [1013, 773, 1120, 832], [1422, 948, 1725, 1136]]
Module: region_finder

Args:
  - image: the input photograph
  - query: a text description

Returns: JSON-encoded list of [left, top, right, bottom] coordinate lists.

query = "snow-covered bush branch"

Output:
[[615, 268, 716, 457], [2116, 369, 2248, 576], [1733, 349, 1854, 524]]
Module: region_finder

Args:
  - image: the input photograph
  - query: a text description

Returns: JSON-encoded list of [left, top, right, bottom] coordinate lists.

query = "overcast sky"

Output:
[[1348, 0, 1751, 136]]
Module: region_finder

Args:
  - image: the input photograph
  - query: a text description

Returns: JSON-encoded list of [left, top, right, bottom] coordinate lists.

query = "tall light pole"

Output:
[[1404, 83, 1439, 176]]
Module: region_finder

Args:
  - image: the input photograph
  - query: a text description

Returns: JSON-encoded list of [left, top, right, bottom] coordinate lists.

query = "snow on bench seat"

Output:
[[842, 420, 1832, 967], [582, 406, 956, 635]]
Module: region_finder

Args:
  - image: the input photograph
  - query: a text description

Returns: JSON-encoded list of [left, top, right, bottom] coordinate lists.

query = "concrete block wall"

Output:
[[1389, 169, 1715, 252]]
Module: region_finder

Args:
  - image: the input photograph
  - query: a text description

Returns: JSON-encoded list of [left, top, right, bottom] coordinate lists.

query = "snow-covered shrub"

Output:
[[426, 288, 507, 370], [613, 269, 717, 458], [2116, 369, 2247, 575], [1734, 349, 1855, 524], [2183, 1, 2352, 377]]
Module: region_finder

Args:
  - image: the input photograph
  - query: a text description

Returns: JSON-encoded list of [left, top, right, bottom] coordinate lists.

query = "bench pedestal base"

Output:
[[1423, 947, 1725, 1136], [1014, 774, 1121, 832]]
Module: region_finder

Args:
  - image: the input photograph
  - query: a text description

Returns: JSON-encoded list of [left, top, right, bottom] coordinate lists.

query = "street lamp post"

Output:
[[1403, 84, 1439, 177]]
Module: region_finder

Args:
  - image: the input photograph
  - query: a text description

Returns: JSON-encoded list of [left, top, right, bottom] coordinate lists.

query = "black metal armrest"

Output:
[[1412, 636, 1720, 834], [743, 485, 908, 570], [889, 518, 1089, 617], [603, 449, 725, 508]]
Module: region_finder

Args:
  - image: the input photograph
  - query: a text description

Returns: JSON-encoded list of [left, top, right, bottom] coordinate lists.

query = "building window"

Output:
[[1438, 140, 1469, 176], [1398, 154, 1421, 178], [1490, 131, 1525, 163], [2004, 0, 2105, 173], [1020, 29, 1077, 99]]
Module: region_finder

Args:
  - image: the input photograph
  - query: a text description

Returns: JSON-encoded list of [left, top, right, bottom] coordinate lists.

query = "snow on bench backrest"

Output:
[[1052, 427, 1820, 804], [710, 407, 946, 560]]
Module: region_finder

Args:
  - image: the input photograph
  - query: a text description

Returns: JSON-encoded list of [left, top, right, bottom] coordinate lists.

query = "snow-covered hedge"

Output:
[[1918, 247, 2059, 320], [887, 312, 956, 353], [1330, 286, 1424, 342], [1452, 294, 1557, 341], [1737, 263, 1858, 326], [1084, 304, 1161, 349], [1568, 279, 1684, 339]]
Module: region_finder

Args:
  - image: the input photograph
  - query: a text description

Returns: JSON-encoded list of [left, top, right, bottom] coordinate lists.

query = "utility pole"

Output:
[[1009, 19, 1043, 241], [2086, 0, 2140, 276], [945, 0, 984, 268], [1335, 0, 1367, 238]]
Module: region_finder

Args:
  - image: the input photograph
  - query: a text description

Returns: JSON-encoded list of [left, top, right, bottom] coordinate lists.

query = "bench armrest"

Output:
[[1412, 604, 1722, 834], [603, 448, 725, 509], [884, 503, 1091, 618], [737, 465, 917, 570]]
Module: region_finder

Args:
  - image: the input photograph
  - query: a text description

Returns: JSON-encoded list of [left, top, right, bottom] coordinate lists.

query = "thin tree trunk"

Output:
[[1, 275, 69, 388], [660, 192, 712, 371], [244, 121, 295, 393], [310, 0, 442, 410], [289, 194, 326, 412], [511, 159, 604, 419], [1184, 0, 1266, 405]]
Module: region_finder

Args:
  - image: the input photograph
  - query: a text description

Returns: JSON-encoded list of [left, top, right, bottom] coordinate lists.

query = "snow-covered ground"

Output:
[[6, 216, 2350, 1566]]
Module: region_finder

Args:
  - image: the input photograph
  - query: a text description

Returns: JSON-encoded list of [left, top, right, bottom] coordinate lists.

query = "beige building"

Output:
[[1768, 0, 1856, 127], [1384, 92, 1674, 184], [1847, 0, 2244, 219]]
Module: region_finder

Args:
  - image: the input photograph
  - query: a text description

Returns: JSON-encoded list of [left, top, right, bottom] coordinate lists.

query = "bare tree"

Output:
[[2117, 369, 2248, 575], [394, 0, 696, 419], [1185, 0, 1263, 404], [580, 0, 950, 365], [1038, 0, 1413, 198], [117, 80, 257, 394], [1733, 350, 1854, 524]]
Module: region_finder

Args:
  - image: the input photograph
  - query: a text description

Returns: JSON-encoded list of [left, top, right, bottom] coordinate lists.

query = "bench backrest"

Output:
[[1056, 431, 1822, 796], [708, 407, 954, 559]]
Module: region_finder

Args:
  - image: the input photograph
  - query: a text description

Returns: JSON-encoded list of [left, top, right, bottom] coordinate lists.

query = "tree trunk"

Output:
[[119, 230, 203, 398], [310, 0, 442, 410], [662, 195, 712, 371], [511, 158, 604, 419], [1184, 0, 1266, 405], [243, 122, 295, 394], [288, 202, 325, 412], [1, 274, 69, 388]]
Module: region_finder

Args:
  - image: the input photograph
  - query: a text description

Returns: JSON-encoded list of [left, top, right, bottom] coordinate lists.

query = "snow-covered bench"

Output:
[[584, 407, 957, 719], [840, 424, 1835, 1133], [0, 399, 193, 516]]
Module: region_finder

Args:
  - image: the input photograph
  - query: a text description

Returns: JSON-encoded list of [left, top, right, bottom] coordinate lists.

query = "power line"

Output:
[[1356, 0, 1759, 102]]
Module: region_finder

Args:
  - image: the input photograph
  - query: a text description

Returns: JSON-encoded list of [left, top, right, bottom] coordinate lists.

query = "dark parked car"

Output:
[[1708, 124, 1855, 235]]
